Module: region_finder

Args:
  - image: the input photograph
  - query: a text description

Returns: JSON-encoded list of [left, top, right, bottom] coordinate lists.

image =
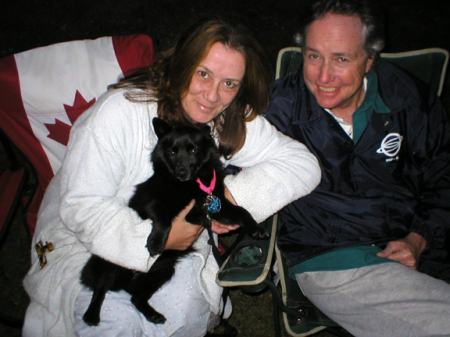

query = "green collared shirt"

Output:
[[352, 72, 390, 143], [288, 245, 399, 280]]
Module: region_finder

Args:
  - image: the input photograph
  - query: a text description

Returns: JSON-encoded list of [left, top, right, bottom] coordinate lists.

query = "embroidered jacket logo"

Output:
[[377, 133, 403, 159]]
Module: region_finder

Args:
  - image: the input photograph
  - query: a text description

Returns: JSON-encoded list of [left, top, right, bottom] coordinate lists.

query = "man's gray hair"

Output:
[[295, 0, 385, 59]]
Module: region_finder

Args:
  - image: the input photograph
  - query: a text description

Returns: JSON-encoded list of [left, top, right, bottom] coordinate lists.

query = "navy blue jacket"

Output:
[[265, 59, 450, 281]]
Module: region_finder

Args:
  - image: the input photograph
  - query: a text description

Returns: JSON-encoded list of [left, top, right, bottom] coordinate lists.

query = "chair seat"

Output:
[[217, 214, 278, 293]]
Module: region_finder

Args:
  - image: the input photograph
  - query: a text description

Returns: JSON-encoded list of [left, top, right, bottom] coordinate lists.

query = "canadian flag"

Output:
[[0, 34, 156, 234]]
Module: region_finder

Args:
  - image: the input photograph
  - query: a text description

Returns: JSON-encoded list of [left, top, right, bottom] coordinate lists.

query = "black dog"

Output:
[[80, 117, 269, 326]]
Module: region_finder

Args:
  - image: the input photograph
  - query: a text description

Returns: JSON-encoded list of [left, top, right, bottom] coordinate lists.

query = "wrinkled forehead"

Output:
[[306, 13, 366, 53]]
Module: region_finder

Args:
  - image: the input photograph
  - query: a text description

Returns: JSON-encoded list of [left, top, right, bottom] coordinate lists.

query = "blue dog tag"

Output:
[[206, 195, 221, 213]]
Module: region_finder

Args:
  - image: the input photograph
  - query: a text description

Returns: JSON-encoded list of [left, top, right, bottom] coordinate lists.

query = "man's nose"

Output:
[[318, 61, 333, 83]]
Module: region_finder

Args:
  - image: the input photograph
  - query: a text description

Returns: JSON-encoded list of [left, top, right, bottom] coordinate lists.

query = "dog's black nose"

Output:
[[176, 167, 190, 181]]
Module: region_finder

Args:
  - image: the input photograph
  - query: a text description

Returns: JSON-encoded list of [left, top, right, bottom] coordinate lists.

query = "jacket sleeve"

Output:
[[409, 90, 450, 252], [58, 93, 155, 272], [223, 115, 321, 223]]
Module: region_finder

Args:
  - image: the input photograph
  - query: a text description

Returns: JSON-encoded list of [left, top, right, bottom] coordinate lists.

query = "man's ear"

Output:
[[152, 117, 173, 139], [366, 54, 375, 73]]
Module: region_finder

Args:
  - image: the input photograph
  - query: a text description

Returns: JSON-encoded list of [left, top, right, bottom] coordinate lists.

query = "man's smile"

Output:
[[319, 86, 339, 93]]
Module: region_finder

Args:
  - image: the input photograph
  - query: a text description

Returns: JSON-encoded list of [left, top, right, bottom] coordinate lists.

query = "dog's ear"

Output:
[[152, 118, 173, 139], [198, 123, 211, 135]]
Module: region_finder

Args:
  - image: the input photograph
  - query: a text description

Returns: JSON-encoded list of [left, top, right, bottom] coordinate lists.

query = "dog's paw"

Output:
[[251, 226, 270, 239], [147, 237, 165, 257], [83, 312, 100, 327], [145, 311, 167, 324], [147, 245, 164, 257]]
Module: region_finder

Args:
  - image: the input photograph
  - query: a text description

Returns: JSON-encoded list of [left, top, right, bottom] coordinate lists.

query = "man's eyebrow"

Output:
[[333, 52, 351, 57], [304, 46, 318, 53], [305, 47, 353, 57]]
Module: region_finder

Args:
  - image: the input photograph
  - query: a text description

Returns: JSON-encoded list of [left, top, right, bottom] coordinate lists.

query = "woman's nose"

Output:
[[204, 83, 220, 103]]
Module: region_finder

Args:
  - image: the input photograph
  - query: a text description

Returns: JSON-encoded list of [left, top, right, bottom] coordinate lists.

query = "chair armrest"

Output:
[[216, 214, 278, 289]]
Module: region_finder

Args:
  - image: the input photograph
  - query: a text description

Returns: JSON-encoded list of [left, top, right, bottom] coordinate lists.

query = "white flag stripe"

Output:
[[14, 36, 124, 174]]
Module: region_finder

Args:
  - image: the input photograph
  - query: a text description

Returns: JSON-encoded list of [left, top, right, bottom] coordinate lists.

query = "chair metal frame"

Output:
[[0, 129, 34, 329]]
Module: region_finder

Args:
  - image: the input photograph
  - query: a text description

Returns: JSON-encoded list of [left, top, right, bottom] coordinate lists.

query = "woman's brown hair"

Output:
[[111, 16, 271, 159]]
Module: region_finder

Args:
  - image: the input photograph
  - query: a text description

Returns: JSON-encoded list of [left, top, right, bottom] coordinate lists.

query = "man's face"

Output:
[[303, 13, 374, 118]]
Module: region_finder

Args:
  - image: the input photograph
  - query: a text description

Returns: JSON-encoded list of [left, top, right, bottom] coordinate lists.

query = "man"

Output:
[[264, 0, 450, 336]]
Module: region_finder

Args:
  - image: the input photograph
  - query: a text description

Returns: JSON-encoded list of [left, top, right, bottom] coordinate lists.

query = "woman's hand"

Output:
[[376, 232, 427, 270], [165, 187, 241, 245], [211, 221, 240, 234], [165, 200, 203, 251], [210, 186, 240, 234]]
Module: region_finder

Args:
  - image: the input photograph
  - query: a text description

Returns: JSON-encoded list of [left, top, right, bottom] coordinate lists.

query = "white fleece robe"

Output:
[[23, 89, 321, 336]]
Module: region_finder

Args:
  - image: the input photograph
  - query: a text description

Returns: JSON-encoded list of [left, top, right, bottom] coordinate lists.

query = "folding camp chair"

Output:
[[217, 215, 351, 337], [218, 46, 449, 337], [0, 34, 156, 329]]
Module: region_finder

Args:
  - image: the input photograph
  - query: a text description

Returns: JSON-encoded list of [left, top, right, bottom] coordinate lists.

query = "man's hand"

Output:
[[376, 232, 427, 269], [165, 200, 203, 251]]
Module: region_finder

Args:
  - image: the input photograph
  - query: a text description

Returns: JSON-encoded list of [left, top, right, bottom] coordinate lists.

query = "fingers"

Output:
[[178, 199, 196, 218], [165, 200, 203, 251], [211, 221, 240, 234], [377, 241, 418, 269], [376, 241, 399, 258]]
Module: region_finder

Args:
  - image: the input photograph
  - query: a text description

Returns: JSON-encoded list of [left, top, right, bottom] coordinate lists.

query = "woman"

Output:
[[23, 17, 321, 337]]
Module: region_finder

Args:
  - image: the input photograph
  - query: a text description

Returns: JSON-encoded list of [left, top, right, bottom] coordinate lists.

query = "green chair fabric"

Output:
[[275, 47, 304, 80], [275, 47, 449, 96], [217, 214, 278, 293]]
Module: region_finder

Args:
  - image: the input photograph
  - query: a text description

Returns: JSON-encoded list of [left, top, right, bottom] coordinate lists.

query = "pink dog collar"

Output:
[[197, 170, 216, 194]]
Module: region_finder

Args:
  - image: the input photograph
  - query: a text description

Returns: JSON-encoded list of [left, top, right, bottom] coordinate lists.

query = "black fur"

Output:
[[80, 117, 269, 326]]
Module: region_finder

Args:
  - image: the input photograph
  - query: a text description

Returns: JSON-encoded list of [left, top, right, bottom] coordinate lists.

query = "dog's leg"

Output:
[[184, 202, 206, 225], [212, 200, 269, 239], [82, 286, 107, 326], [127, 250, 187, 324], [146, 217, 173, 257], [80, 255, 136, 326]]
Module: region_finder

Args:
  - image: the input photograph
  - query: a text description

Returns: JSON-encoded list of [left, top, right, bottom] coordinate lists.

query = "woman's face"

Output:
[[181, 42, 246, 124]]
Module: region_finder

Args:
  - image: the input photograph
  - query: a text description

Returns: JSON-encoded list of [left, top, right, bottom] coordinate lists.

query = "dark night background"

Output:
[[1, 1, 450, 336], [2, 1, 450, 108]]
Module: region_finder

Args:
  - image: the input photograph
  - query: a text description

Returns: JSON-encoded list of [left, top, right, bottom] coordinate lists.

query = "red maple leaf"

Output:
[[44, 91, 96, 146]]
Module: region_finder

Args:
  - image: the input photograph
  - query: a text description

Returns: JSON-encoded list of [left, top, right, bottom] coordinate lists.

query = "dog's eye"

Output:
[[189, 148, 198, 155], [166, 149, 176, 156]]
